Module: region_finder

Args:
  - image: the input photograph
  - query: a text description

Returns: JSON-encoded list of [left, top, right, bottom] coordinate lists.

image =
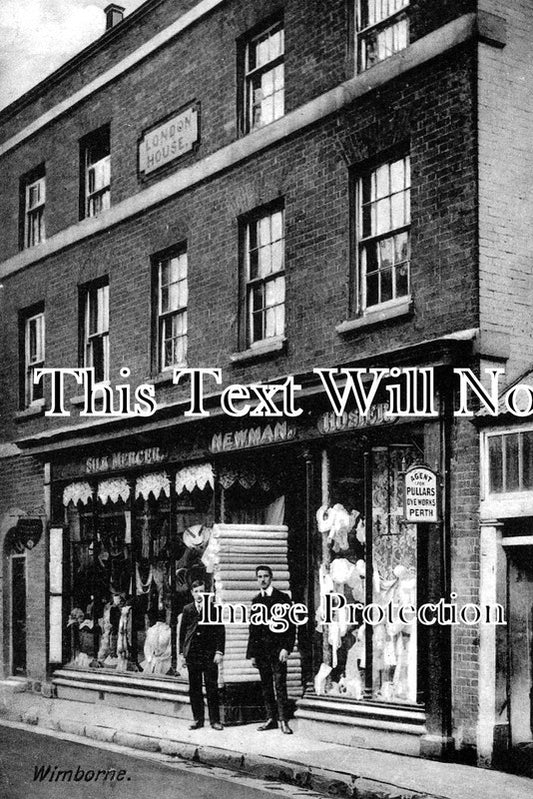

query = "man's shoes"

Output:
[[280, 721, 293, 735], [189, 721, 204, 730], [258, 719, 278, 731], [211, 722, 224, 731]]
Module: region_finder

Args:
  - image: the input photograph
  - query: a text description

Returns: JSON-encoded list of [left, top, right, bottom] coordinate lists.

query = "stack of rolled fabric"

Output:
[[211, 523, 302, 697]]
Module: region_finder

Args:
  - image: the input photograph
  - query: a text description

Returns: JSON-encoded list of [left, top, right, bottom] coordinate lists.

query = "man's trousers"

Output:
[[257, 652, 288, 722], [186, 655, 220, 725]]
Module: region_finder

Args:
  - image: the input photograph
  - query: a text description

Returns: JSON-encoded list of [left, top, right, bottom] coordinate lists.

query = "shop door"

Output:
[[11, 555, 27, 675], [509, 547, 533, 745]]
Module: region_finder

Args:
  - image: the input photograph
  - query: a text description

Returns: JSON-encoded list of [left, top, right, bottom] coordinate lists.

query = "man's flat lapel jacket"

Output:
[[246, 587, 295, 660], [180, 601, 225, 660]]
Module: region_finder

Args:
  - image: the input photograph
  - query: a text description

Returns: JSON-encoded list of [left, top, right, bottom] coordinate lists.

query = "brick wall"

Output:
[[0, 47, 478, 446], [478, 0, 533, 382], [0, 0, 475, 260], [450, 415, 481, 751], [0, 453, 47, 680]]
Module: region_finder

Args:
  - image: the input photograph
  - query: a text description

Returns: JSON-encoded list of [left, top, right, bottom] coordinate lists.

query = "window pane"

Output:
[[270, 28, 283, 59], [273, 89, 284, 121], [256, 36, 269, 68], [380, 266, 393, 302], [258, 243, 272, 277], [265, 276, 284, 307], [270, 240, 283, 273], [391, 191, 406, 228], [375, 164, 389, 199], [271, 210, 283, 241], [396, 261, 409, 297], [522, 432, 533, 490], [258, 215, 270, 246], [488, 436, 503, 493], [98, 285, 109, 332], [249, 248, 259, 280], [91, 336, 105, 383], [261, 95, 274, 126], [274, 64, 284, 92], [262, 69, 274, 98], [505, 434, 519, 491], [371, 446, 417, 703], [395, 231, 409, 263], [375, 197, 391, 235], [378, 237, 393, 271], [390, 159, 405, 193]]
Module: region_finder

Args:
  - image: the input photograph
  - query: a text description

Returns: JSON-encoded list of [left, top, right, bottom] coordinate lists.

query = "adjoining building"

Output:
[[0, 0, 531, 767]]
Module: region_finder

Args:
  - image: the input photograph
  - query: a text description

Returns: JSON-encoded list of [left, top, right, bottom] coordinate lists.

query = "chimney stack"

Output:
[[104, 4, 125, 31]]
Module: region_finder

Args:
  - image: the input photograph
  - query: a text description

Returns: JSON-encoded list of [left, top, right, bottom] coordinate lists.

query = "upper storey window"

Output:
[[20, 305, 45, 407], [80, 126, 110, 219], [357, 0, 409, 71], [242, 205, 285, 347], [487, 431, 533, 494], [154, 247, 188, 372], [357, 154, 410, 311], [20, 166, 45, 249], [80, 279, 109, 383], [244, 21, 284, 132]]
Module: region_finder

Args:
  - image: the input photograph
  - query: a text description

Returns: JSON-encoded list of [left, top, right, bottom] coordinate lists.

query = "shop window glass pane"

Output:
[[522, 431, 533, 490], [488, 436, 503, 493], [505, 433, 520, 491], [371, 446, 417, 703]]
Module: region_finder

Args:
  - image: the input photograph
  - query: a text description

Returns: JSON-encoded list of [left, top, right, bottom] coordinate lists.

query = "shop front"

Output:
[[47, 423, 304, 722], [15, 360, 459, 754], [478, 417, 533, 772]]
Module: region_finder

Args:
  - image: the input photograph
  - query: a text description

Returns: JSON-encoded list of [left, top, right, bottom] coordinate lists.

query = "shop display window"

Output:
[[315, 443, 419, 705], [64, 472, 215, 676]]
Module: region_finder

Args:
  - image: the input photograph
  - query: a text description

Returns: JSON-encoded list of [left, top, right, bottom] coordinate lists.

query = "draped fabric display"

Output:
[[175, 463, 214, 495], [98, 478, 130, 505], [210, 524, 301, 697], [63, 482, 92, 507]]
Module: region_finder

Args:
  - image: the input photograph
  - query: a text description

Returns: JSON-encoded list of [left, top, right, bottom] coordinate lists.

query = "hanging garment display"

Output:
[[97, 603, 114, 661], [141, 620, 172, 675], [135, 562, 153, 594], [116, 605, 132, 669], [314, 503, 365, 695]]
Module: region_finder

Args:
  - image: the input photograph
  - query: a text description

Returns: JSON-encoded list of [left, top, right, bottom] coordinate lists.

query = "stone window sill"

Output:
[[147, 370, 177, 387], [14, 398, 46, 421], [230, 337, 286, 365], [336, 297, 412, 335]]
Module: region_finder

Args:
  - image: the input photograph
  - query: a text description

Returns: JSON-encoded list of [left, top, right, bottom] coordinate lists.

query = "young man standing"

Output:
[[246, 565, 295, 734], [179, 580, 225, 730]]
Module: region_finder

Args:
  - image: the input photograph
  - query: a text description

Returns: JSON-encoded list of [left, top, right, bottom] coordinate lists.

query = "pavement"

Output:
[[1, 685, 532, 799]]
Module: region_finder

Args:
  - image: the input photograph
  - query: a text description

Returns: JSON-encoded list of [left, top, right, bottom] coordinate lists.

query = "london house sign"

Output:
[[138, 103, 200, 176]]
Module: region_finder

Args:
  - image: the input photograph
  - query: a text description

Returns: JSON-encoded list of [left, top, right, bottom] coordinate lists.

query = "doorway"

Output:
[[11, 554, 27, 675], [508, 546, 533, 746]]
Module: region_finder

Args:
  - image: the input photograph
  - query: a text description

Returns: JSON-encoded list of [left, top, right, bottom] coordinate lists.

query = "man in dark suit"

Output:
[[246, 565, 295, 734], [179, 580, 224, 730]]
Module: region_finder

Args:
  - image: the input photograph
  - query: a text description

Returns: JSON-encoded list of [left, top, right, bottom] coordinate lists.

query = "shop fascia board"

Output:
[[13, 328, 478, 456], [0, 13, 477, 282]]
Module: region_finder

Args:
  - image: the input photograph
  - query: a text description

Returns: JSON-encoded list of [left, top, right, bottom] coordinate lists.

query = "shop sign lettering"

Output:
[[403, 465, 439, 523], [86, 447, 165, 474], [210, 422, 296, 453], [317, 403, 394, 434], [139, 104, 199, 176]]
